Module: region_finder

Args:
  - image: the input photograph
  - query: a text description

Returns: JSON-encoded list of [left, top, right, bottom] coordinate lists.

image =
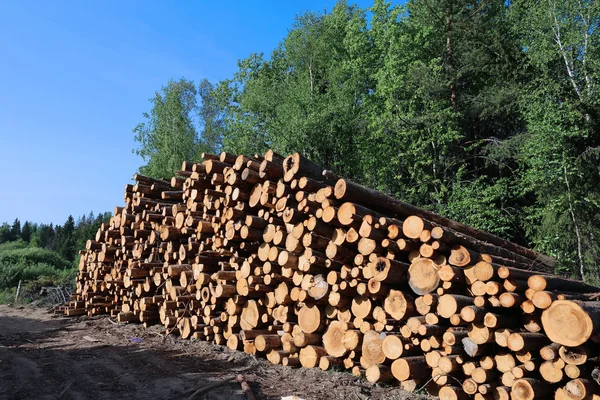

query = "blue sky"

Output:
[[0, 0, 379, 225]]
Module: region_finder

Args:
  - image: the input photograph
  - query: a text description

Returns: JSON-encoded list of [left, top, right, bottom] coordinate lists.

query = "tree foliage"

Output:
[[0, 211, 112, 295], [133, 78, 224, 178], [134, 0, 600, 282]]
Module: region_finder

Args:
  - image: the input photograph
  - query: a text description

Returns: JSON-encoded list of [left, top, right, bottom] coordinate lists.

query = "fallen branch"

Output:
[[236, 374, 256, 400], [187, 376, 236, 400]]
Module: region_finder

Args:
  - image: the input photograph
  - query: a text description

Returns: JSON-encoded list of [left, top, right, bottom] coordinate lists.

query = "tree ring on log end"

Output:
[[408, 258, 440, 295], [298, 304, 322, 333], [338, 202, 357, 226], [541, 300, 593, 347]]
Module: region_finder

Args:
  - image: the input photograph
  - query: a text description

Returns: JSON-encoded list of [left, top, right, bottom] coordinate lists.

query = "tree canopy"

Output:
[[134, 0, 600, 282]]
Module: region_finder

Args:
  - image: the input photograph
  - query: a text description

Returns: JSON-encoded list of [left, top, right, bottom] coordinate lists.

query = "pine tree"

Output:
[[21, 221, 31, 243], [57, 215, 76, 262], [10, 218, 21, 240]]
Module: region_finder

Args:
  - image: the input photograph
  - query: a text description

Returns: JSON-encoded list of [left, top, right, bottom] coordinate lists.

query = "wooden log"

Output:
[[298, 345, 328, 369], [438, 295, 473, 319], [254, 334, 282, 352], [511, 378, 552, 400], [318, 355, 344, 371], [334, 179, 554, 269], [370, 257, 407, 283], [342, 329, 362, 351], [564, 364, 584, 379], [283, 153, 333, 183], [408, 258, 441, 295], [384, 290, 415, 321], [438, 355, 461, 374], [528, 275, 599, 293], [564, 378, 600, 399], [322, 321, 348, 357], [361, 330, 386, 368], [471, 367, 497, 384], [507, 332, 548, 353], [558, 345, 588, 365], [539, 360, 564, 383], [449, 246, 478, 267], [366, 364, 395, 383], [439, 386, 468, 400], [462, 379, 478, 395], [381, 335, 405, 360], [351, 295, 372, 320], [541, 300, 600, 347], [492, 386, 510, 400], [462, 337, 491, 357], [460, 305, 487, 323], [391, 356, 428, 381], [468, 323, 493, 345]]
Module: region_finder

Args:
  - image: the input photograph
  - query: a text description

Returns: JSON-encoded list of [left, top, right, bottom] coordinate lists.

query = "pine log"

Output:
[[335, 179, 554, 269], [541, 300, 600, 347], [408, 258, 441, 295]]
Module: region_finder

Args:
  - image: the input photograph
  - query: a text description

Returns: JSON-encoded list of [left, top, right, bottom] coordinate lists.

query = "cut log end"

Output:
[[541, 300, 594, 347], [408, 258, 440, 295]]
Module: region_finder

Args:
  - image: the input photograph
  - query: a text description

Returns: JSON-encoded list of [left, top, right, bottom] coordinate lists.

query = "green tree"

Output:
[[361, 0, 527, 243], [21, 221, 31, 243], [57, 215, 76, 262], [133, 78, 204, 178], [509, 0, 600, 281], [0, 223, 11, 244], [34, 223, 55, 250], [198, 78, 224, 153], [131, 0, 600, 282], [214, 2, 370, 178], [10, 218, 21, 241]]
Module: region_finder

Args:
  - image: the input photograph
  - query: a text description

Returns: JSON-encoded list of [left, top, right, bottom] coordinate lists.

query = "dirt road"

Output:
[[0, 305, 426, 400]]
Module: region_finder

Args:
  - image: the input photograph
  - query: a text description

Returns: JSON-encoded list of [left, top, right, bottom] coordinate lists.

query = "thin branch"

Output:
[[563, 162, 586, 282], [550, 0, 582, 99], [578, 0, 592, 96]]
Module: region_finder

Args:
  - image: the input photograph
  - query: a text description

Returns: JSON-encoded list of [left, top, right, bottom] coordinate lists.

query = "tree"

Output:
[[10, 218, 21, 241], [214, 2, 370, 178], [73, 211, 111, 260], [57, 215, 76, 262], [37, 223, 55, 250], [212, 53, 271, 156], [131, 0, 600, 282], [21, 221, 31, 243], [342, 0, 527, 246], [133, 78, 204, 178], [0, 223, 11, 244], [508, 0, 600, 281], [198, 79, 224, 153]]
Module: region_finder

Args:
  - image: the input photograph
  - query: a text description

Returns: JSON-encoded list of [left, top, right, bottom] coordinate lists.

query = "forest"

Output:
[[133, 0, 600, 283], [0, 213, 111, 302]]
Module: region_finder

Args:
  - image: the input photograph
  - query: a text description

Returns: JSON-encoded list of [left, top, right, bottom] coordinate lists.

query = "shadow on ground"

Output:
[[0, 310, 428, 400], [0, 316, 257, 400]]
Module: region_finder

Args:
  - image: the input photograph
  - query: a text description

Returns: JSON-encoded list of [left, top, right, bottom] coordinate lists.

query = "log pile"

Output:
[[61, 151, 600, 399]]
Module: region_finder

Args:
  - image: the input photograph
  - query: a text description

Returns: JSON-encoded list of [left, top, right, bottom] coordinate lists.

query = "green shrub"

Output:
[[0, 288, 16, 304], [0, 240, 28, 252], [0, 247, 72, 270], [0, 262, 76, 290]]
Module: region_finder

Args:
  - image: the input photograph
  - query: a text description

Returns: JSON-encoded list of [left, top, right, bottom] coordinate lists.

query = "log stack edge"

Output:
[[59, 150, 600, 400]]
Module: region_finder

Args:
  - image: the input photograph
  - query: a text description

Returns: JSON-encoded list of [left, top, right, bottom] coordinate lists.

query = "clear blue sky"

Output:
[[0, 0, 378, 226]]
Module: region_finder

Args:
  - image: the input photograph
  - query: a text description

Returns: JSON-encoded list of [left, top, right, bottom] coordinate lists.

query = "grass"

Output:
[[0, 287, 17, 304]]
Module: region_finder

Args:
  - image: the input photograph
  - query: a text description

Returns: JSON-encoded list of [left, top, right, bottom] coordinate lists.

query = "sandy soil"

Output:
[[0, 305, 428, 400]]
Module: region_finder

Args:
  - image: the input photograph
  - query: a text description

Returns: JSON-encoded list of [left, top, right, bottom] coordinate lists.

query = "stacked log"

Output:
[[61, 151, 600, 399]]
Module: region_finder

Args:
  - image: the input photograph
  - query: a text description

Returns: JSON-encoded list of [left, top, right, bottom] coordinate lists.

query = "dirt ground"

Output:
[[0, 305, 428, 400]]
